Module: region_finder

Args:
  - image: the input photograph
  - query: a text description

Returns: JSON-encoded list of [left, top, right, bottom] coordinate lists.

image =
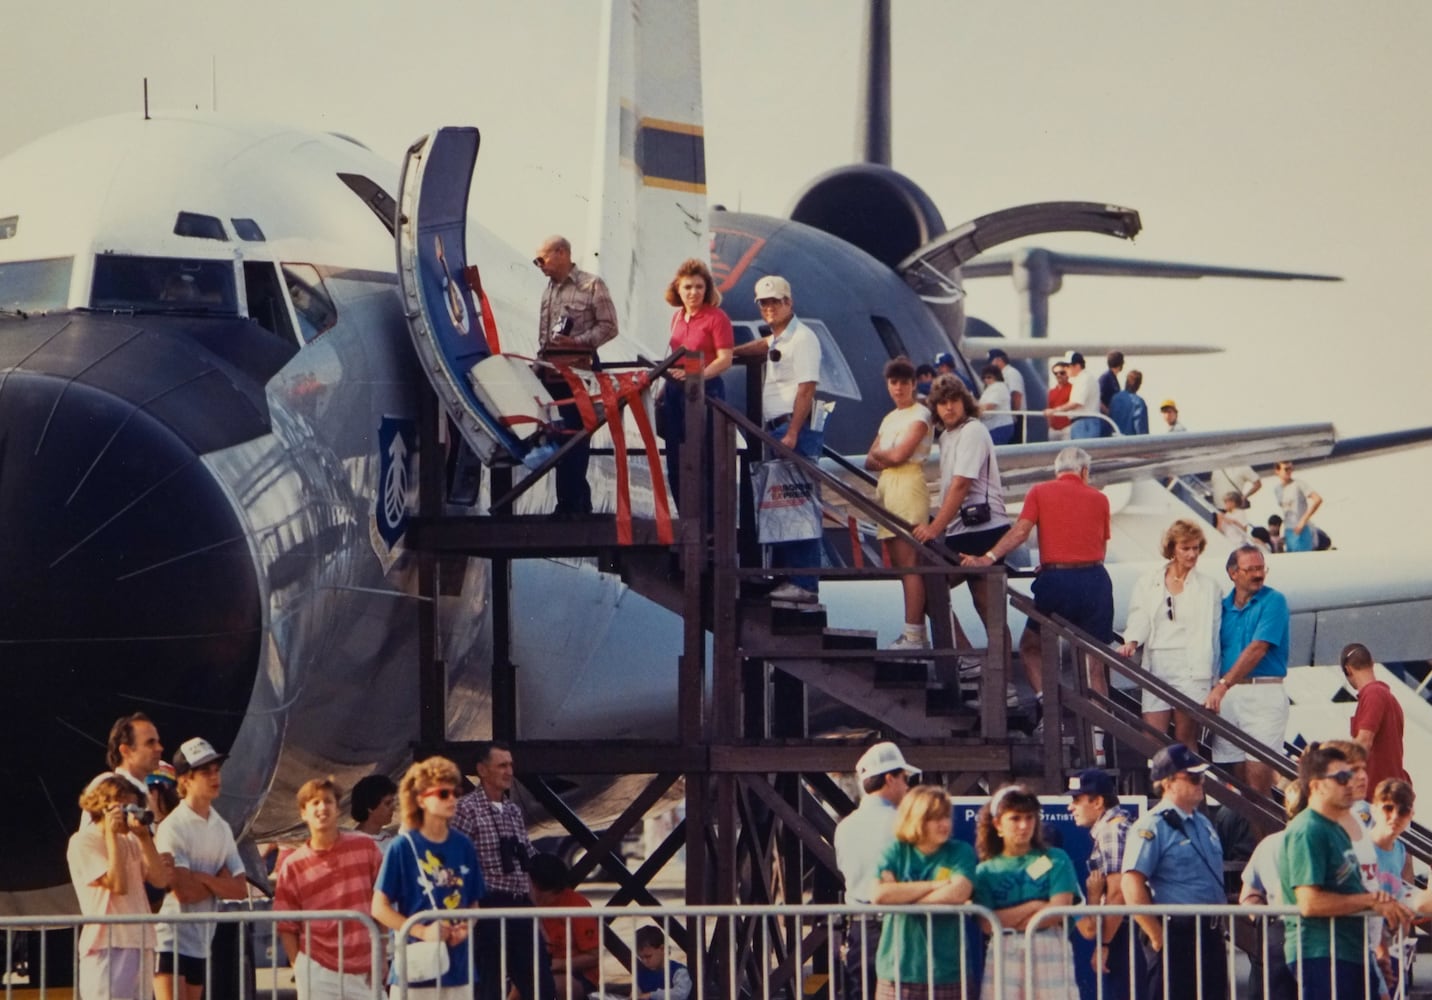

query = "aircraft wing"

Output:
[[820, 422, 1432, 521], [959, 250, 1342, 283], [960, 337, 1221, 360]]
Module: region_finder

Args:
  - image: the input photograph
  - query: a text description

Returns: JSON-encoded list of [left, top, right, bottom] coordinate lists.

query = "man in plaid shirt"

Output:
[[452, 743, 555, 1000], [1068, 768, 1140, 1000]]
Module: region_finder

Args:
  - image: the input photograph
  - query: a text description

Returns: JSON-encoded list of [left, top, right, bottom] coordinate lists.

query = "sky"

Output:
[[2, 0, 1428, 552]]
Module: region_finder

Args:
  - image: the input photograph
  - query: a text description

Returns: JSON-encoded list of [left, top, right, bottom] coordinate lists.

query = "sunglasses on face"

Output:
[[421, 787, 456, 801], [1321, 770, 1355, 786]]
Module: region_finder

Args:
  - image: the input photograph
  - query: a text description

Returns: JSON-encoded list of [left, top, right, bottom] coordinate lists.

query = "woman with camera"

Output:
[[67, 772, 169, 1000], [913, 375, 1013, 672]]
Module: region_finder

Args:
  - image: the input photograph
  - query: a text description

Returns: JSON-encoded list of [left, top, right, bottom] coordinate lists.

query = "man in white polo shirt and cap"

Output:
[[833, 743, 921, 1000], [734, 275, 826, 603]]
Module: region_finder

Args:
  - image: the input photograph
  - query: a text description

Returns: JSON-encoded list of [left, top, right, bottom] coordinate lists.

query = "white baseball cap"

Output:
[[173, 737, 227, 775], [753, 275, 791, 301], [855, 742, 920, 781]]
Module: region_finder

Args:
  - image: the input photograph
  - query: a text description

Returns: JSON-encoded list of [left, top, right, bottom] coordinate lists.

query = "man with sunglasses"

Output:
[[533, 235, 619, 517], [1343, 642, 1410, 794], [1278, 743, 1413, 998], [1204, 545, 1290, 796], [1122, 744, 1228, 1000], [453, 743, 555, 1000]]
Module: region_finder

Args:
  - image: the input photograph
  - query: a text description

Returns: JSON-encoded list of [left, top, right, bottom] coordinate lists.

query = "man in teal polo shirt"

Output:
[[1203, 545, 1289, 795], [1279, 742, 1411, 998]]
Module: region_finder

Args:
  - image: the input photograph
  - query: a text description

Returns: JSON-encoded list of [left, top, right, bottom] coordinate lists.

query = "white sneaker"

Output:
[[957, 655, 982, 678], [769, 582, 818, 604], [888, 633, 931, 650]]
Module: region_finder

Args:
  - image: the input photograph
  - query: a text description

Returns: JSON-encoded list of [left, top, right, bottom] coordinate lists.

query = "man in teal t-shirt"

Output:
[[1278, 743, 1410, 998]]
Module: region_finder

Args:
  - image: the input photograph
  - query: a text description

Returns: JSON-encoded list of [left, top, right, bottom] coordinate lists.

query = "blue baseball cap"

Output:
[[934, 352, 956, 368], [1150, 744, 1210, 783], [1067, 768, 1116, 799]]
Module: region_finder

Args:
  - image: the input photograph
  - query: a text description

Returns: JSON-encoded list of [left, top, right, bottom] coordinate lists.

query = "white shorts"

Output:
[[1140, 647, 1212, 714], [293, 951, 373, 1000], [81, 947, 148, 1000], [1210, 682, 1289, 763]]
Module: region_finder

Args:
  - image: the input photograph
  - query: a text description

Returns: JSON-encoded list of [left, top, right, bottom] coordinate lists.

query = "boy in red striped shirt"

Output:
[[274, 777, 385, 1000]]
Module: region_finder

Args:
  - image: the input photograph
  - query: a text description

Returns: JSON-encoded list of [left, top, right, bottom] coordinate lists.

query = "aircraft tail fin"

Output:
[[586, 0, 708, 356]]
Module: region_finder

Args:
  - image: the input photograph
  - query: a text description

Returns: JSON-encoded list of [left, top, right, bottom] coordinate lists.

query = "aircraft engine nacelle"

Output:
[[787, 164, 947, 270]]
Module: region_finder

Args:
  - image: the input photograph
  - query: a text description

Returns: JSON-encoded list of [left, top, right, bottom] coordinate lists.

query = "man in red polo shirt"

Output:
[[1343, 642, 1410, 793], [962, 446, 1114, 707], [1046, 362, 1072, 441]]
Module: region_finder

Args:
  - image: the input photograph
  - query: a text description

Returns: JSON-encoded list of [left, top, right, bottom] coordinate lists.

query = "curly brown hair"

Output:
[[663, 258, 722, 308], [925, 374, 980, 427], [398, 756, 462, 830], [79, 773, 139, 821], [974, 784, 1047, 861]]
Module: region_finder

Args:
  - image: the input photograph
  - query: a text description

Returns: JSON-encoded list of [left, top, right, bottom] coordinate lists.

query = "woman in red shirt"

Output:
[[660, 258, 734, 510]]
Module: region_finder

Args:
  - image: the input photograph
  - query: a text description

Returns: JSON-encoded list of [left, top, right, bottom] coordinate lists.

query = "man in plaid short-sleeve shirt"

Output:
[[1069, 768, 1141, 1000]]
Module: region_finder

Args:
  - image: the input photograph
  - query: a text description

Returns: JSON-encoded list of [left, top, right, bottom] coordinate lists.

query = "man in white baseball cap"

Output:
[[833, 742, 921, 1000], [733, 275, 826, 603]]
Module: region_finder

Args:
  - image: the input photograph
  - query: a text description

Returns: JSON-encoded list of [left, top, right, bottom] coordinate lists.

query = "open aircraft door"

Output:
[[396, 126, 556, 467]]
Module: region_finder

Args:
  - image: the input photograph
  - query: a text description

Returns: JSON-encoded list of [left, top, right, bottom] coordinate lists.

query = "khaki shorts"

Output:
[[875, 464, 930, 540]]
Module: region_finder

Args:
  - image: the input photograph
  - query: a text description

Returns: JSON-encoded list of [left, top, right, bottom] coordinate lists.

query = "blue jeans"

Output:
[[768, 422, 824, 592], [1071, 416, 1103, 440]]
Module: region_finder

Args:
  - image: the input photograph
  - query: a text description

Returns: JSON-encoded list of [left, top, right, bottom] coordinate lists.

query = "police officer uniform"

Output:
[[1123, 747, 1228, 1000]]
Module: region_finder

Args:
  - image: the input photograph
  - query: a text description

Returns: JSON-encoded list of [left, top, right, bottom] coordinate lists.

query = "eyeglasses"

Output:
[[756, 298, 785, 308], [421, 787, 456, 801], [1175, 772, 1204, 785], [1166, 594, 1174, 621], [1381, 803, 1412, 817], [1321, 770, 1355, 786], [532, 256, 545, 267]]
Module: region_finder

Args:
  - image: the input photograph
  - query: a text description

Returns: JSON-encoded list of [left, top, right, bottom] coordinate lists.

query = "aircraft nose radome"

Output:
[[0, 367, 261, 891]]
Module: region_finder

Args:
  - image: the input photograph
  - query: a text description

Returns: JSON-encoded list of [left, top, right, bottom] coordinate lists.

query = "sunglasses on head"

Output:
[[421, 787, 456, 801]]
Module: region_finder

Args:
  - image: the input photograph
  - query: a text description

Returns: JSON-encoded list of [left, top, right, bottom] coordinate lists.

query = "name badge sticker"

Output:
[[1026, 855, 1054, 881]]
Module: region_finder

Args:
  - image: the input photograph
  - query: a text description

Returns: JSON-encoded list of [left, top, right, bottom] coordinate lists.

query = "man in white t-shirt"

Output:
[[986, 348, 1025, 442], [734, 275, 825, 603], [154, 738, 248, 1000]]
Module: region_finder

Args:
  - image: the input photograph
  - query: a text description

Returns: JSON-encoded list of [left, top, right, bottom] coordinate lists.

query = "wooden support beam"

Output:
[[737, 775, 839, 874]]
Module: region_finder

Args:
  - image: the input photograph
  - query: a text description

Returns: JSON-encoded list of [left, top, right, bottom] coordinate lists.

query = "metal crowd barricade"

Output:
[[0, 909, 383, 1000], [2, 901, 1411, 1000], [1033, 902, 1413, 1000], [394, 902, 1002, 1000]]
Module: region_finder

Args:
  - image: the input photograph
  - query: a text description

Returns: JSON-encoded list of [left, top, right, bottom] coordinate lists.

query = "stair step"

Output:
[[923, 689, 980, 732], [821, 627, 879, 651], [873, 660, 930, 688]]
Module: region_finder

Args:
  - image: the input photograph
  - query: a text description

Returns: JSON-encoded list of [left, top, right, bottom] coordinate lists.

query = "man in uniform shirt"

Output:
[[1068, 769, 1140, 1000], [452, 742, 556, 1000], [534, 235, 619, 516], [1203, 545, 1290, 796], [733, 276, 825, 603], [1123, 745, 1228, 1000], [832, 743, 920, 1000]]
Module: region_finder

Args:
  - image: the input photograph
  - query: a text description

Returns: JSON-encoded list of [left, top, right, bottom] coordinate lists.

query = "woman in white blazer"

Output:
[[1118, 519, 1223, 751]]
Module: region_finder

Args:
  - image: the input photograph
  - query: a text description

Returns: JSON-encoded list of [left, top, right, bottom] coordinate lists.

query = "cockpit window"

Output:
[[90, 256, 238, 315], [0, 257, 72, 313], [282, 263, 337, 341]]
